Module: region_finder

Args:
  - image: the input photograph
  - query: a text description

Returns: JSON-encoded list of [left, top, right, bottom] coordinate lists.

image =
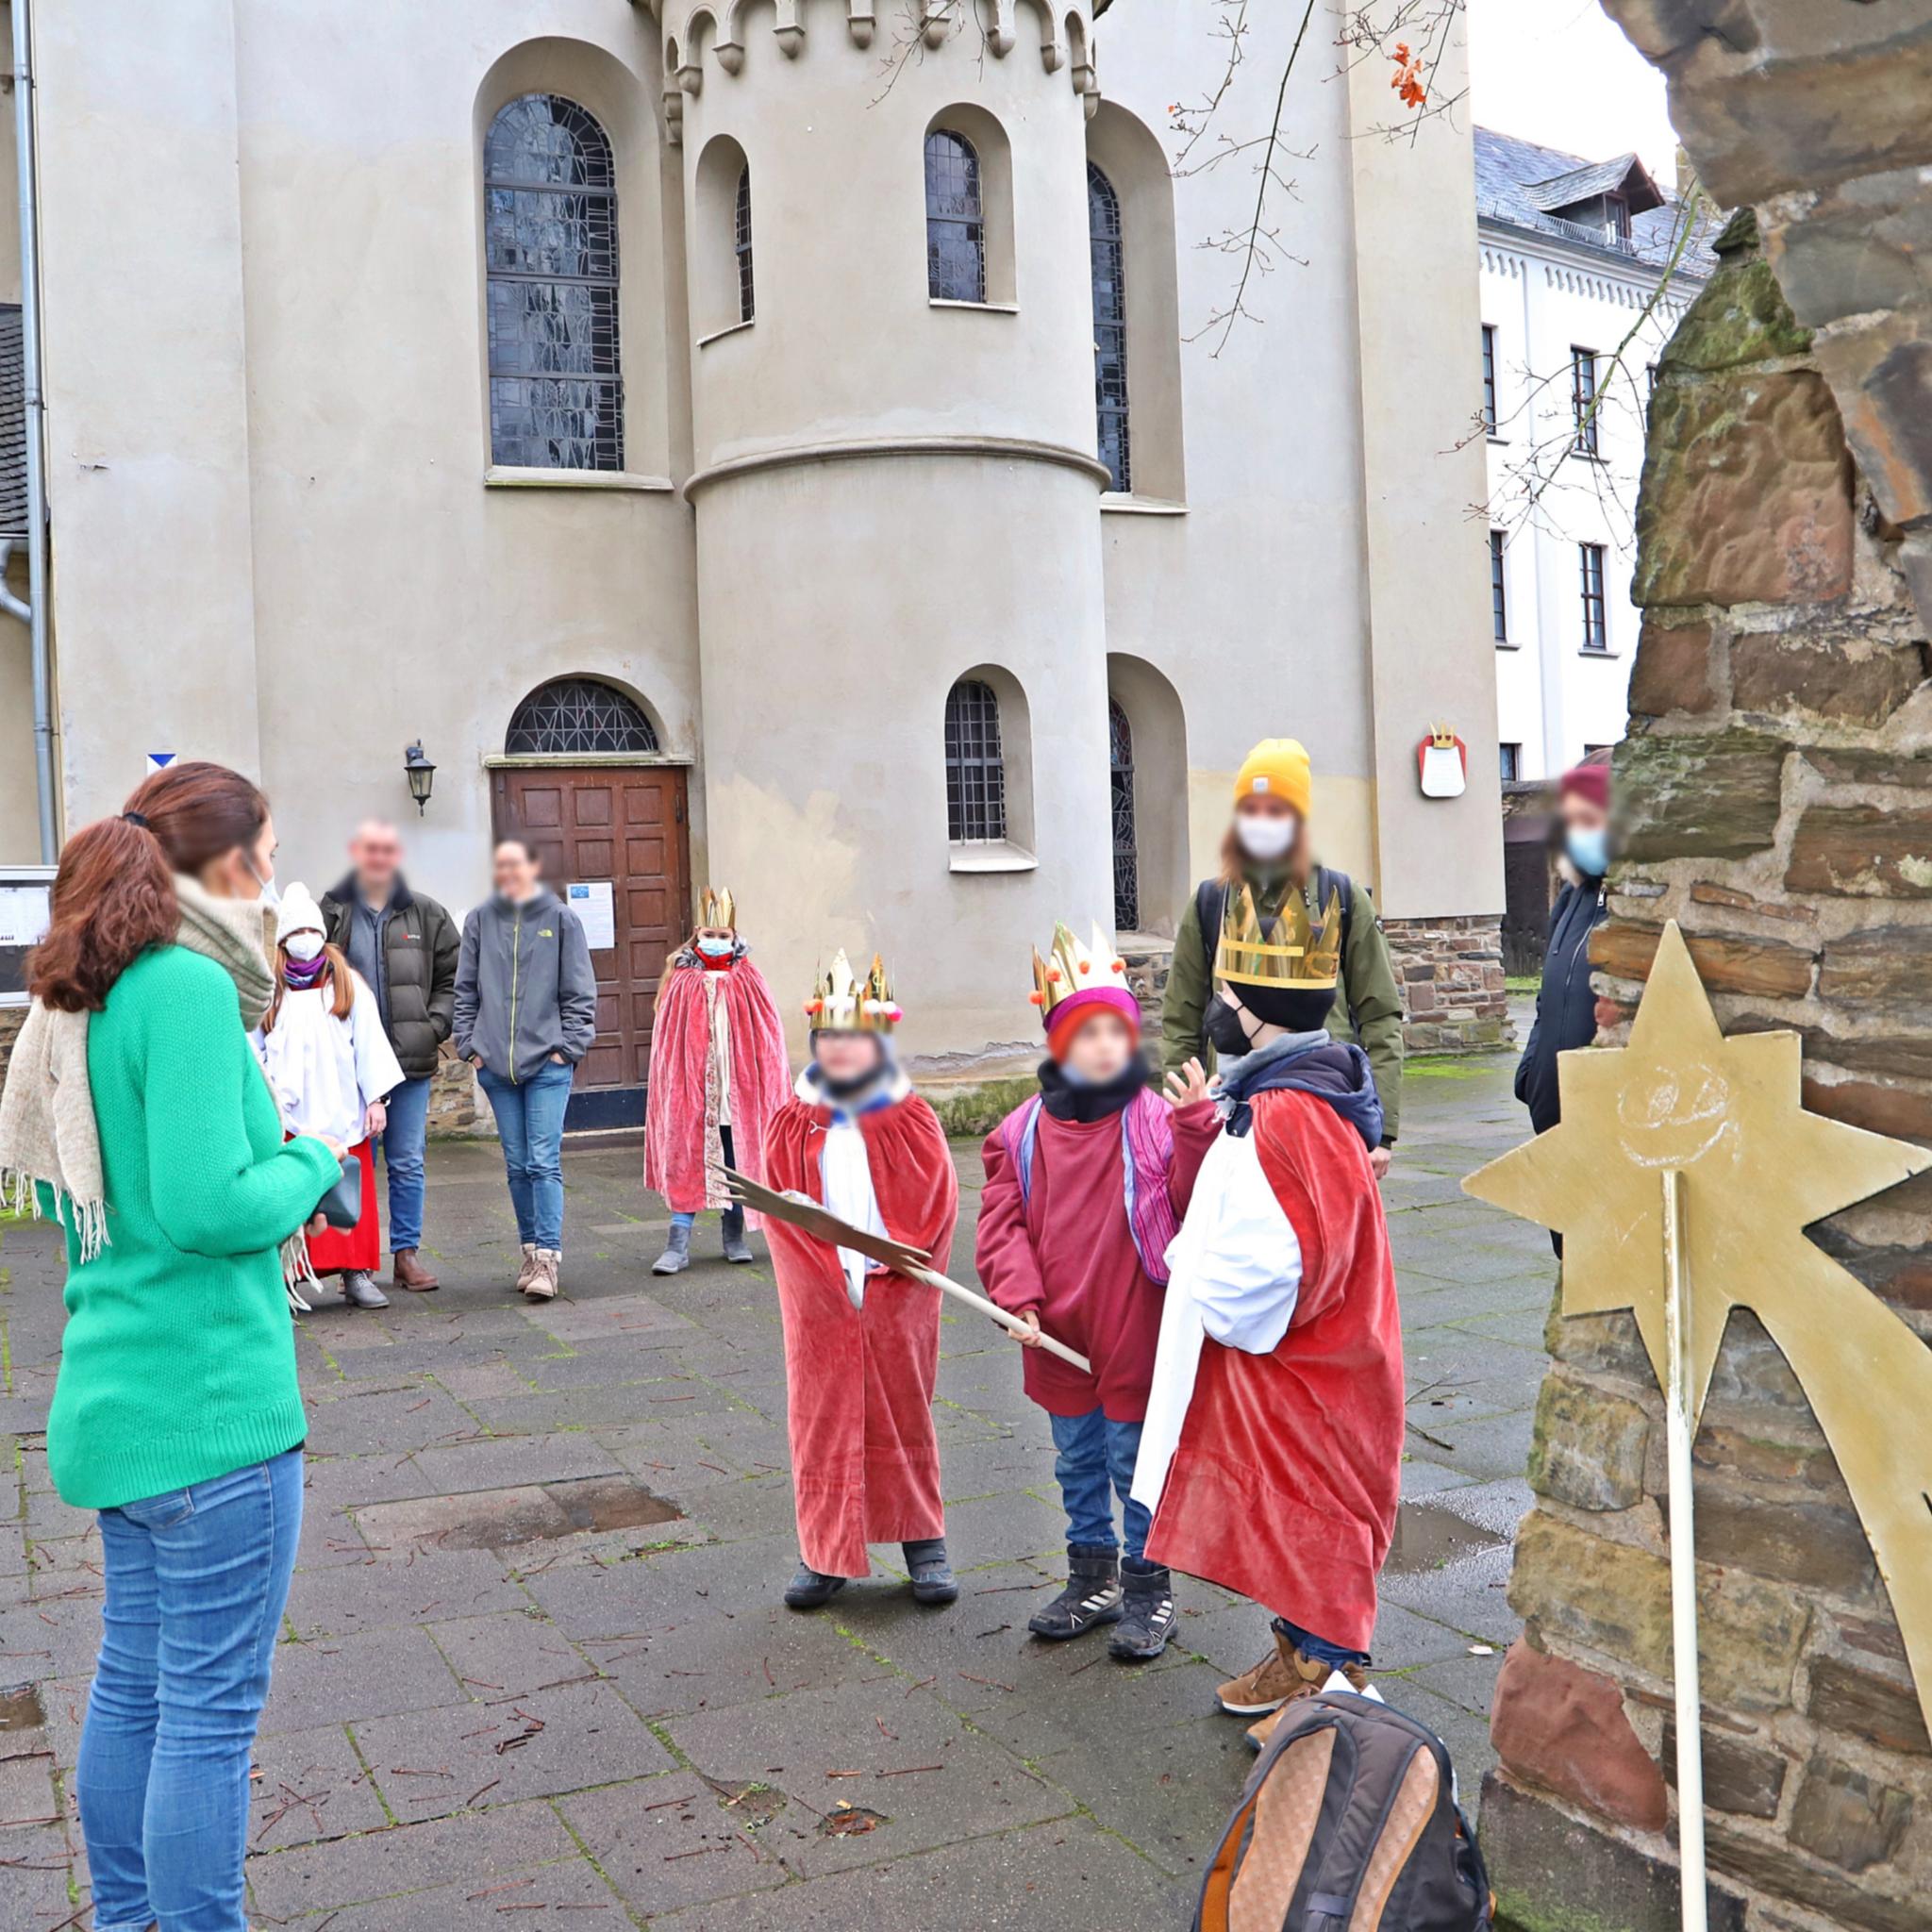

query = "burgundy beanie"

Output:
[[1559, 758, 1610, 811]]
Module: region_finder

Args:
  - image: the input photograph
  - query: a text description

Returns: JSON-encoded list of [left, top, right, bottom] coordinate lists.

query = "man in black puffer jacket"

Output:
[[321, 821, 460, 1292]]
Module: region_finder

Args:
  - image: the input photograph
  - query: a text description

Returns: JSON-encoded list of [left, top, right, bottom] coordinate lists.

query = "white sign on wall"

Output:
[[567, 880, 616, 952]]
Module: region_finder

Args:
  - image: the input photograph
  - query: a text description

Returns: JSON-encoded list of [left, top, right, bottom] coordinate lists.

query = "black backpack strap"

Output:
[[1312, 865, 1355, 958], [1195, 876, 1226, 954]]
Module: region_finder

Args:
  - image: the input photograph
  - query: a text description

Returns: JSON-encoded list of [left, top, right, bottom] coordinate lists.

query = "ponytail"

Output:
[[27, 816, 177, 1011]]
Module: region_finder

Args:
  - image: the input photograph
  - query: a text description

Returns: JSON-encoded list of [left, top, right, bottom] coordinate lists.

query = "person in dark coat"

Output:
[[1515, 755, 1611, 1169], [320, 820, 460, 1291]]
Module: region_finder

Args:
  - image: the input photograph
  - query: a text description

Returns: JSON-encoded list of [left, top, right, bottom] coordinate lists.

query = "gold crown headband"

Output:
[[1214, 882, 1344, 992], [699, 886, 736, 931], [1028, 920, 1129, 1020], [803, 948, 902, 1032]]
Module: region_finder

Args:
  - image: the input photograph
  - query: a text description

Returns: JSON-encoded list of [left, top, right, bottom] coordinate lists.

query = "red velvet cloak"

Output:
[[642, 958, 791, 1218], [762, 1092, 959, 1578], [1145, 1088, 1404, 1652]]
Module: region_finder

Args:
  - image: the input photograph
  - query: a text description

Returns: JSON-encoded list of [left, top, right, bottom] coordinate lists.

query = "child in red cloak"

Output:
[[976, 922, 1219, 1660], [642, 888, 791, 1274], [761, 950, 960, 1611], [1132, 884, 1403, 1749]]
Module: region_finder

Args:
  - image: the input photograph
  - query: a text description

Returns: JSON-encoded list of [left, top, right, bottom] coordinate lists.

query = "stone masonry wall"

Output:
[[1382, 913, 1512, 1054], [1484, 214, 1932, 1932]]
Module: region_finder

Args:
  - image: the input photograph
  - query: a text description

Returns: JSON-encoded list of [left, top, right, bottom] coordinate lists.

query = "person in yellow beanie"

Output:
[[1158, 738, 1405, 1176]]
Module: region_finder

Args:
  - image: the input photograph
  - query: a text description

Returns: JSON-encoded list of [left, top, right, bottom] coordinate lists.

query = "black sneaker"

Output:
[[1108, 1557, 1177, 1661], [1027, 1544, 1124, 1641], [903, 1538, 958, 1606], [783, 1561, 845, 1610]]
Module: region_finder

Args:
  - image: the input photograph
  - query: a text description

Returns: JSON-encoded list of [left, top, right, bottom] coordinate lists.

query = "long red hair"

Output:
[[27, 761, 271, 1012]]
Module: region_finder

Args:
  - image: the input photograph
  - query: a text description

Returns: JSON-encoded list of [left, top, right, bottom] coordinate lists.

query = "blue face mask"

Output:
[[695, 936, 735, 960], [1565, 825, 1609, 879]]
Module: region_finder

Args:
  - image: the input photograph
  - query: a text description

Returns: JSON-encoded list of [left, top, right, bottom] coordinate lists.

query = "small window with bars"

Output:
[[1481, 324, 1498, 436], [1499, 742, 1522, 784], [925, 129, 986, 304], [1579, 543, 1608, 650], [1571, 346, 1600, 457], [1490, 529, 1508, 642], [944, 678, 1006, 842], [734, 166, 755, 324]]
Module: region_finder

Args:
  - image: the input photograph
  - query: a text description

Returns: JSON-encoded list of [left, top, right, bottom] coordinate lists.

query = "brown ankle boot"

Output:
[[391, 1247, 440, 1292]]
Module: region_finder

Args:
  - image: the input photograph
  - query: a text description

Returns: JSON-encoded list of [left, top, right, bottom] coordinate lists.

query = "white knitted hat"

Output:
[[274, 881, 327, 948]]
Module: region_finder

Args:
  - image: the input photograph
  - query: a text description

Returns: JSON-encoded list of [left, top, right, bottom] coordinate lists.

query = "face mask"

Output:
[[246, 855, 280, 908], [1205, 998, 1253, 1058], [284, 932, 325, 962], [1236, 813, 1298, 863], [696, 936, 735, 960], [1565, 825, 1609, 878]]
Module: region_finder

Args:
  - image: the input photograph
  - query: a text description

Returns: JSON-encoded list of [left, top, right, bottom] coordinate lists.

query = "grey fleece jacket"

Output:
[[453, 889, 598, 1084]]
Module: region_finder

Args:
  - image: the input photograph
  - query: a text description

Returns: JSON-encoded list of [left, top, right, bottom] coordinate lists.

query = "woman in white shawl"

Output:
[[257, 882, 404, 1309]]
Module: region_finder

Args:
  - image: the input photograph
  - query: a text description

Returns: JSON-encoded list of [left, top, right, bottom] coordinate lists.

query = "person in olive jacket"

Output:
[[320, 819, 460, 1291]]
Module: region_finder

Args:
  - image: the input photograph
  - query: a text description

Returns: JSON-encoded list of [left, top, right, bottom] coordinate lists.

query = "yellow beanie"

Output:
[[1233, 739, 1312, 817]]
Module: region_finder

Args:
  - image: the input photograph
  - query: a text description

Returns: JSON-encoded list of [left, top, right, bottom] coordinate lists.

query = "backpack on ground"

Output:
[[1195, 1691, 1492, 1932]]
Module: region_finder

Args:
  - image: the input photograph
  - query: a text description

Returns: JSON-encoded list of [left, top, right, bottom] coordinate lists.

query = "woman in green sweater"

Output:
[[0, 761, 340, 1932]]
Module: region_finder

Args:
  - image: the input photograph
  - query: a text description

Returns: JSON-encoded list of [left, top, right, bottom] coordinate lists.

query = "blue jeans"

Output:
[[478, 1059, 574, 1250], [79, 1449, 304, 1932], [1274, 1615, 1370, 1670], [1048, 1408, 1151, 1560], [376, 1073, 431, 1252]]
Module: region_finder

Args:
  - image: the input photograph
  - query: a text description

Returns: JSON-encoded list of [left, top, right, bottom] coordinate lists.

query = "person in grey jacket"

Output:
[[454, 838, 598, 1301]]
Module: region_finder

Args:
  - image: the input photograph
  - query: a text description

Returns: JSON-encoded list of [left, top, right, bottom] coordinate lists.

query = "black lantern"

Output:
[[403, 741, 436, 815]]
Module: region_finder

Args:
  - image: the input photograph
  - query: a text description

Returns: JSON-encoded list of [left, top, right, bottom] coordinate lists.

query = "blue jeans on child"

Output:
[[375, 1072, 432, 1253], [78, 1448, 304, 1932], [1274, 1616, 1370, 1670], [1049, 1408, 1151, 1560], [478, 1058, 575, 1250]]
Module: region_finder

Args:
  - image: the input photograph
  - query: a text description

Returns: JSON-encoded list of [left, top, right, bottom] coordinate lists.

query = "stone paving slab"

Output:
[[0, 1051, 1552, 1928]]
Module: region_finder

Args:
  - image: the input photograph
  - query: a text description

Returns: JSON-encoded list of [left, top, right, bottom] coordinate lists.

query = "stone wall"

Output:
[[0, 1005, 22, 1096], [1383, 914, 1512, 1054], [1484, 211, 1932, 1932]]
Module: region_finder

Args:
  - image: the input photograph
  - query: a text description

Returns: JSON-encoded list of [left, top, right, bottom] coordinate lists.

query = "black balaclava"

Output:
[[808, 1031, 891, 1104], [1208, 980, 1338, 1055]]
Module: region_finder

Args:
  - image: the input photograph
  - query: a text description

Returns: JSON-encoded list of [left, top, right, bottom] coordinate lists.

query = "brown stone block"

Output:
[[1707, 1823, 1925, 1932], [1798, 1031, 1932, 1088], [1817, 925, 1929, 1011], [1691, 1423, 1836, 1492], [1527, 1375, 1653, 1513], [1731, 632, 1927, 726], [1658, 257, 1813, 375], [1786, 802, 1932, 898], [1635, 371, 1854, 608], [1800, 748, 1932, 789], [1548, 1307, 1656, 1385], [1490, 1641, 1669, 1831], [1812, 309, 1932, 531], [1689, 881, 1815, 926], [1790, 1756, 1914, 1874], [1764, 168, 1932, 332], [1591, 920, 1817, 999], [1617, 728, 1787, 861], [1660, 1716, 1789, 1821], [1807, 1655, 1932, 1756], [1801, 1075, 1932, 1145], [1665, 1484, 1880, 1598], [1628, 620, 1718, 717]]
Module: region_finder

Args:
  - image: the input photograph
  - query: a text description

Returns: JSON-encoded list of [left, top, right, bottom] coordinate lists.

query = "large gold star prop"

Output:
[[1467, 922, 1932, 1727]]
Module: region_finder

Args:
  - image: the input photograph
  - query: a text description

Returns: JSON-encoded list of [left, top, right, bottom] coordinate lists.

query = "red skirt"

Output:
[[305, 1139, 380, 1274]]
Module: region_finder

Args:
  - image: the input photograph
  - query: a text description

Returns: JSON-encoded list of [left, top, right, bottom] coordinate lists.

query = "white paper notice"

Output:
[[567, 880, 616, 951], [0, 884, 51, 948]]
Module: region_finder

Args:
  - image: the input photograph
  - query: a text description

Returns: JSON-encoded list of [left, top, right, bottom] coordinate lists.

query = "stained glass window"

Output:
[[506, 678, 659, 756], [944, 679, 1006, 842], [485, 94, 625, 471], [734, 167, 756, 324], [1109, 698, 1140, 932], [925, 130, 986, 304], [1089, 164, 1131, 493]]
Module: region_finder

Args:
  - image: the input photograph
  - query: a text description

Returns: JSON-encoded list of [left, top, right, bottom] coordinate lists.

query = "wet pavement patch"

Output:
[[0, 1680, 46, 1733], [1383, 1499, 1508, 1576], [356, 1474, 682, 1552]]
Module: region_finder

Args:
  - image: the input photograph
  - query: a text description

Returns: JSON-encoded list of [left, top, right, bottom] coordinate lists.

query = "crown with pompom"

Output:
[[803, 949, 901, 1032], [1029, 921, 1140, 1040], [699, 885, 736, 931], [1215, 882, 1344, 991]]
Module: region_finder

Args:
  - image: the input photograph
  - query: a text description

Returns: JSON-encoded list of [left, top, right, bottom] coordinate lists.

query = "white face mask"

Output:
[[284, 932, 325, 962], [1236, 812, 1299, 863], [246, 855, 281, 908]]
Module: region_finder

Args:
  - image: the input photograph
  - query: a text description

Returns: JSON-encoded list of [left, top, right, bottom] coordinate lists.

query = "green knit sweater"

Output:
[[43, 945, 340, 1509]]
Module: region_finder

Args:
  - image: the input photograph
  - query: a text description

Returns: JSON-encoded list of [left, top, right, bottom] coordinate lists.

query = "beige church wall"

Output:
[[0, 8, 19, 308], [0, 553, 36, 858]]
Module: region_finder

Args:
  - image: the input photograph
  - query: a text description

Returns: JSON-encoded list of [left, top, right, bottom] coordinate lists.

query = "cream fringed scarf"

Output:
[[0, 875, 280, 1260]]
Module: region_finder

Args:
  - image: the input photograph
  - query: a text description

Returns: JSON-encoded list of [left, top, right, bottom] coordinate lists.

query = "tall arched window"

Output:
[[506, 678, 659, 756], [944, 678, 1006, 842], [485, 94, 624, 471], [1089, 162, 1131, 492], [734, 166, 756, 323], [925, 129, 986, 304], [1109, 697, 1139, 930]]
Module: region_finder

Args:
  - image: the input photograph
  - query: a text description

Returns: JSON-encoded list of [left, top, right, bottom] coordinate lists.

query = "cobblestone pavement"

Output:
[[0, 1052, 1553, 1929]]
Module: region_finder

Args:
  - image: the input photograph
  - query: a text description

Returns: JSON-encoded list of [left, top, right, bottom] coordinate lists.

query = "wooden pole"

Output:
[[1661, 1166, 1707, 1932]]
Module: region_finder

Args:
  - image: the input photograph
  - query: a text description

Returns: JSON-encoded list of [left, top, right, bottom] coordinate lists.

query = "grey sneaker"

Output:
[[341, 1270, 389, 1310], [653, 1223, 692, 1275], [721, 1204, 754, 1264]]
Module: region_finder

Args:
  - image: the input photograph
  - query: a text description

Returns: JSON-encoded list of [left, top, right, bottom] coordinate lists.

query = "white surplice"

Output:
[[256, 972, 406, 1148]]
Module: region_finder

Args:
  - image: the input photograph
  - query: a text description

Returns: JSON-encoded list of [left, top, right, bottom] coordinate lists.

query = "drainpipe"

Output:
[[11, 0, 53, 862]]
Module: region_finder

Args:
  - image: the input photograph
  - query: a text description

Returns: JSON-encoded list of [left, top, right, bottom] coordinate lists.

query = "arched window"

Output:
[[944, 678, 1006, 842], [506, 678, 659, 756], [734, 166, 756, 323], [925, 129, 986, 304], [1089, 162, 1131, 493], [485, 94, 624, 471], [1109, 697, 1139, 931]]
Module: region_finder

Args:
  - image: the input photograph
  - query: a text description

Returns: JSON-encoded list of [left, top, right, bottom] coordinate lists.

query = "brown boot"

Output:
[[1242, 1655, 1372, 1751], [391, 1248, 440, 1292], [525, 1247, 560, 1302], [512, 1242, 538, 1295]]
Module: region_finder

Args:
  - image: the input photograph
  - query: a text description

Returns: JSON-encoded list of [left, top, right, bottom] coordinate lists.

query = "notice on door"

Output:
[[567, 880, 616, 952]]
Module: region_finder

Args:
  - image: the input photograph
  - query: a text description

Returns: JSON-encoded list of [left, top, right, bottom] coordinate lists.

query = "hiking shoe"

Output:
[[653, 1223, 692, 1275], [391, 1247, 440, 1291], [525, 1248, 560, 1302], [903, 1538, 958, 1606], [513, 1242, 539, 1294], [784, 1561, 846, 1610], [1219, 1627, 1323, 1716], [1027, 1545, 1123, 1641], [1109, 1558, 1177, 1662], [1245, 1658, 1372, 1751], [340, 1270, 389, 1310], [721, 1204, 754, 1264]]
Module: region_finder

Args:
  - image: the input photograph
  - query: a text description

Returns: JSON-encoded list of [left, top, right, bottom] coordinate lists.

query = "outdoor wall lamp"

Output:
[[403, 741, 437, 815]]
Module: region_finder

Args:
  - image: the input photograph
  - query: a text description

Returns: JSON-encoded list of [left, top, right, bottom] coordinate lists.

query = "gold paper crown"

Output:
[[699, 885, 736, 931], [1029, 920, 1129, 1019], [1215, 882, 1344, 991], [803, 948, 902, 1032]]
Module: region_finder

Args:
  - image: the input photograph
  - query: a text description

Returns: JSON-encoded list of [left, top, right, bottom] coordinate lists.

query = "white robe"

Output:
[[256, 972, 406, 1148], [795, 1062, 908, 1309]]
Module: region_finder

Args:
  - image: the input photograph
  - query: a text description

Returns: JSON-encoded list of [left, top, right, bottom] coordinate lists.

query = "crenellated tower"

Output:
[[665, 0, 1114, 1056]]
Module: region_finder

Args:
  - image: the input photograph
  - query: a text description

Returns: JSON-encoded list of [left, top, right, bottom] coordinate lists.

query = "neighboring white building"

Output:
[[1477, 129, 1713, 782]]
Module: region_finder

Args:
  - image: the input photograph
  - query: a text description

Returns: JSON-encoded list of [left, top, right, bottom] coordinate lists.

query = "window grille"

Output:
[[1490, 529, 1508, 642], [1481, 324, 1498, 435], [1089, 163, 1131, 493], [944, 679, 1006, 842], [506, 678, 659, 756], [1109, 697, 1140, 932], [1499, 742, 1522, 783], [485, 94, 625, 471], [924, 130, 986, 304], [735, 166, 756, 324], [1571, 346, 1600, 457], [1580, 543, 1608, 651]]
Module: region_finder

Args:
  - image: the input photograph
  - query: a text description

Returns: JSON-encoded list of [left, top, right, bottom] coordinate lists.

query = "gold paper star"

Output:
[[1467, 922, 1932, 1727]]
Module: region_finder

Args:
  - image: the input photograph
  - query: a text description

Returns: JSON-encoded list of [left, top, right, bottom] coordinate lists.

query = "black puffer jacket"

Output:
[[1514, 874, 1607, 1136], [320, 874, 460, 1080]]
